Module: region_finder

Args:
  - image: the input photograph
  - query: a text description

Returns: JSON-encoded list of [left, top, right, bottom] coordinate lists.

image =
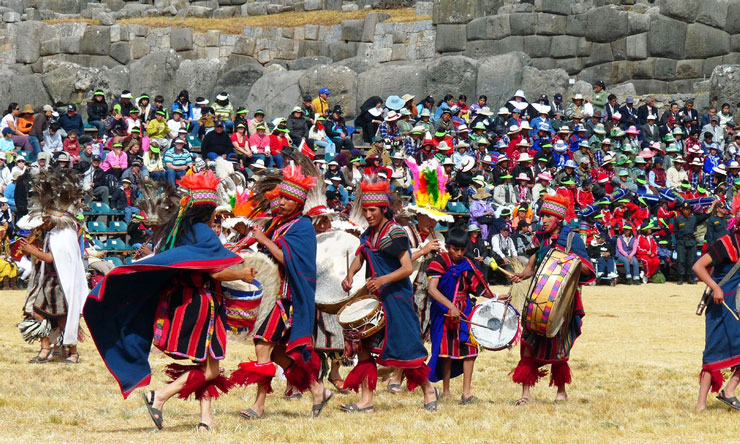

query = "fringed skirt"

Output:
[[314, 311, 344, 359], [26, 266, 66, 320]]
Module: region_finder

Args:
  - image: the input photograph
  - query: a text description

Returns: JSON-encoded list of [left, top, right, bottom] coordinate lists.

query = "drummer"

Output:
[[510, 194, 595, 405], [426, 226, 503, 404], [340, 180, 439, 413]]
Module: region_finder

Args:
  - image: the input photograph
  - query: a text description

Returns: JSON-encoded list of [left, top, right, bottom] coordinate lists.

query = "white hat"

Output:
[[401, 94, 415, 103], [554, 140, 568, 152], [460, 155, 476, 172], [532, 103, 551, 115], [497, 107, 510, 115], [442, 157, 455, 166], [516, 139, 531, 147], [251, 159, 266, 170], [515, 173, 530, 182], [420, 108, 432, 117], [391, 151, 405, 160], [457, 124, 469, 133], [518, 153, 533, 163], [196, 98, 209, 105], [573, 94, 584, 101], [385, 110, 401, 122], [690, 157, 703, 167], [729, 160, 740, 169], [216, 93, 228, 101], [514, 89, 526, 99], [482, 155, 493, 164], [478, 107, 494, 116], [120, 92, 133, 99], [713, 164, 727, 175], [647, 114, 657, 120], [507, 125, 520, 135], [519, 120, 531, 130]]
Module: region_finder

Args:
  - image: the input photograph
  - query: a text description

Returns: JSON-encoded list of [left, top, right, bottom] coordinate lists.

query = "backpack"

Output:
[[105, 173, 119, 190]]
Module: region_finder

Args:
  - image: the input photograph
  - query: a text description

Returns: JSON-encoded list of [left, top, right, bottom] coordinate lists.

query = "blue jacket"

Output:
[[59, 113, 85, 136]]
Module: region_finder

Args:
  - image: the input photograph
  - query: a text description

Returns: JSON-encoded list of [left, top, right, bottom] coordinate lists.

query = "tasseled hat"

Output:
[[178, 171, 221, 207], [360, 180, 390, 208], [540, 194, 570, 220], [279, 164, 316, 205], [266, 187, 281, 215]]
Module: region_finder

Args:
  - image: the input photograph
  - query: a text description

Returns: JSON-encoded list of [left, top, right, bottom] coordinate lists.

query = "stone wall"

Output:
[[2, 0, 740, 119]]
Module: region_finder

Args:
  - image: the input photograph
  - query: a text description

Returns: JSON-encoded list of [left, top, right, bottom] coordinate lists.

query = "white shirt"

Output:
[[167, 119, 185, 139], [0, 114, 15, 132], [491, 233, 517, 259], [0, 165, 10, 188]]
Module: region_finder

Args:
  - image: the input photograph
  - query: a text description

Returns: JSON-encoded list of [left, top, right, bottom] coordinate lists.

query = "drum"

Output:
[[337, 294, 385, 339], [469, 300, 520, 351], [523, 248, 582, 338], [222, 279, 263, 334], [315, 231, 366, 314], [228, 251, 281, 333]]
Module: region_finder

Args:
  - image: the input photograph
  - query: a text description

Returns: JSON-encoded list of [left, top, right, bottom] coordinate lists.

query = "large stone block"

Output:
[[726, 3, 740, 35], [709, 65, 740, 108], [233, 36, 256, 56], [246, 67, 304, 120], [626, 33, 647, 60], [175, 58, 223, 100], [684, 23, 730, 59], [0, 70, 50, 108], [304, 0, 321, 11], [170, 27, 193, 51], [534, 0, 570, 16], [648, 15, 687, 59], [696, 0, 729, 30], [554, 57, 584, 75], [245, 1, 267, 15], [362, 12, 389, 43], [476, 52, 529, 107], [432, 0, 484, 24], [654, 58, 677, 80], [341, 19, 363, 42], [631, 59, 654, 79], [565, 14, 586, 37], [585, 5, 628, 43], [509, 13, 536, 36], [425, 55, 478, 101], [80, 26, 110, 56], [703, 56, 724, 77], [627, 12, 650, 34], [676, 59, 704, 79], [549, 35, 579, 59], [535, 12, 566, 36], [435, 24, 466, 53], [287, 56, 333, 70], [298, 64, 357, 118], [110, 41, 131, 64], [214, 57, 264, 107], [15, 21, 45, 64], [520, 65, 568, 99], [466, 15, 510, 41], [128, 50, 181, 99], [611, 38, 626, 61], [733, 35, 740, 52], [40, 38, 60, 56], [584, 42, 613, 67], [522, 35, 551, 58], [329, 41, 358, 61], [657, 0, 699, 22]]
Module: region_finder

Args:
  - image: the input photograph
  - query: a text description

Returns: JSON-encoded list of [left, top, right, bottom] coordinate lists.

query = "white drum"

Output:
[[337, 295, 385, 339], [315, 231, 366, 313], [469, 300, 520, 351]]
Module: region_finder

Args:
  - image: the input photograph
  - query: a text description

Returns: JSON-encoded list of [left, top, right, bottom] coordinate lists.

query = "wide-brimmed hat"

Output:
[[537, 172, 552, 182], [472, 188, 492, 200], [690, 158, 703, 167], [593, 124, 606, 135], [507, 125, 520, 135], [460, 155, 476, 172], [713, 164, 727, 175], [518, 153, 533, 163], [20, 104, 34, 114], [401, 94, 415, 103], [572, 94, 584, 101], [516, 139, 531, 148], [557, 126, 571, 134], [385, 95, 405, 110], [515, 173, 530, 182], [497, 107, 510, 116], [519, 120, 532, 131], [385, 110, 401, 122], [673, 156, 686, 163], [638, 148, 655, 159], [419, 108, 432, 117], [625, 125, 639, 135], [478, 107, 494, 116], [442, 157, 455, 166]]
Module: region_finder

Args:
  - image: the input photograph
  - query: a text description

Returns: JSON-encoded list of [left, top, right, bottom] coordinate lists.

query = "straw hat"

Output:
[[517, 153, 533, 163]]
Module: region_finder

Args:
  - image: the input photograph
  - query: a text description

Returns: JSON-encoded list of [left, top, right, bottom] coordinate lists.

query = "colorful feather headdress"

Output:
[[279, 163, 317, 205], [405, 158, 454, 222], [29, 169, 85, 229], [133, 182, 182, 227], [730, 192, 740, 231], [360, 179, 390, 208], [163, 171, 220, 250]]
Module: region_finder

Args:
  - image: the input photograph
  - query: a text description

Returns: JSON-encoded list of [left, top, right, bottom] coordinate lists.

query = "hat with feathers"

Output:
[[28, 169, 84, 229]]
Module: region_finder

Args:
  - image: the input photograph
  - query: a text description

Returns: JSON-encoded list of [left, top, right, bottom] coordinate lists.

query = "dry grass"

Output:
[[44, 18, 100, 25], [117, 9, 427, 34], [0, 283, 739, 443]]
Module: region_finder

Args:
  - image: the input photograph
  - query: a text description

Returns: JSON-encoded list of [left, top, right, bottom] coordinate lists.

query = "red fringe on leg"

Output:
[[229, 361, 276, 394], [510, 358, 547, 386], [284, 350, 321, 393], [178, 367, 207, 400], [550, 362, 572, 387], [404, 364, 431, 392], [700, 369, 725, 393], [341, 359, 378, 393], [165, 363, 200, 380], [195, 374, 234, 400]]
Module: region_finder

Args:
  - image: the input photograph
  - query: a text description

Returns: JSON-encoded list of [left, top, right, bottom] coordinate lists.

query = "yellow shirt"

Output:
[[146, 119, 168, 139], [312, 97, 329, 117]]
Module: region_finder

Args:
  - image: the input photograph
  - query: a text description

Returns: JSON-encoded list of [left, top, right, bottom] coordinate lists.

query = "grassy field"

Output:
[[46, 9, 429, 35], [0, 282, 738, 444]]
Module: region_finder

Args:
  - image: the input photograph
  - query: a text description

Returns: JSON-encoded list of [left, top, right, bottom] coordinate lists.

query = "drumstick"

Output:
[[723, 301, 740, 321], [487, 257, 516, 279], [345, 251, 350, 294], [445, 314, 497, 331], [497, 291, 512, 340]]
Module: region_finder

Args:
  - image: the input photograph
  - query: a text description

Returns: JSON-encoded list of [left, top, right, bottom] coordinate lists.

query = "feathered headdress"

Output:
[[29, 169, 84, 229], [405, 158, 454, 222], [279, 163, 317, 205], [541, 193, 571, 220], [215, 172, 247, 215], [163, 171, 221, 250], [133, 182, 182, 227], [360, 179, 390, 208]]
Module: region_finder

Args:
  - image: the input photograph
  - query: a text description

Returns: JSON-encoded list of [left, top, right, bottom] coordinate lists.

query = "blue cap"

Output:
[[319, 88, 330, 95]]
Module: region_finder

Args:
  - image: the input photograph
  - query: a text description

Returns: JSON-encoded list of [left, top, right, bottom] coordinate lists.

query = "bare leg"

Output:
[[328, 360, 342, 381], [723, 368, 740, 398], [441, 358, 452, 399], [555, 384, 568, 402], [244, 340, 277, 417], [387, 368, 403, 388], [696, 371, 712, 411], [199, 356, 220, 428], [518, 347, 533, 404], [462, 358, 475, 399], [343, 348, 374, 409]]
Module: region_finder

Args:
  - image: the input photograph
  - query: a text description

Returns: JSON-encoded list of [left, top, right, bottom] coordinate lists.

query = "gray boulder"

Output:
[[657, 0, 699, 22], [15, 21, 46, 64], [0, 70, 52, 108], [287, 56, 333, 70], [80, 26, 111, 56], [298, 64, 357, 118], [726, 3, 740, 35], [432, 0, 488, 25], [356, 63, 426, 112], [335, 56, 381, 75], [425, 55, 478, 103], [41, 60, 101, 104], [519, 66, 568, 102], [696, 0, 730, 30], [128, 50, 181, 99], [214, 58, 265, 107], [648, 14, 687, 59], [109, 41, 132, 64], [684, 23, 730, 59], [585, 5, 629, 44], [175, 58, 224, 101], [435, 24, 467, 53], [341, 19, 364, 42], [709, 64, 740, 109], [170, 27, 194, 52], [246, 66, 305, 119], [476, 52, 530, 108], [466, 15, 511, 41]]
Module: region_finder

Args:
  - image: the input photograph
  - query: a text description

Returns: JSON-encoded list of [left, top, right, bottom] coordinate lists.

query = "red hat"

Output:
[[360, 180, 390, 207], [279, 164, 317, 205], [597, 173, 608, 183]]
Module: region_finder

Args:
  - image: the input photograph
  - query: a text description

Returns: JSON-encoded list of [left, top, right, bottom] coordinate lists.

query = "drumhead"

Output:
[[338, 298, 379, 323], [315, 231, 366, 306], [469, 300, 519, 351]]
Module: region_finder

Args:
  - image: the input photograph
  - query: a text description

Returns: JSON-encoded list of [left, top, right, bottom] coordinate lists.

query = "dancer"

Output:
[[693, 196, 740, 411], [426, 226, 501, 404], [340, 179, 439, 413], [84, 171, 255, 431], [510, 194, 595, 404], [17, 170, 88, 364], [231, 164, 333, 419]]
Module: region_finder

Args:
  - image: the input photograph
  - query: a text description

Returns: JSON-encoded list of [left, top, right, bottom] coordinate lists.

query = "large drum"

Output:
[[337, 294, 385, 339], [523, 248, 581, 338], [222, 279, 263, 334], [469, 299, 520, 351], [315, 231, 366, 314]]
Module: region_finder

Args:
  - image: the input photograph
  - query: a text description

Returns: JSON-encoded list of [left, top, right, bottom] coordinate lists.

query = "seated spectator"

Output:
[[87, 90, 108, 137], [231, 123, 251, 168], [287, 106, 310, 148], [213, 92, 234, 132], [326, 105, 354, 153], [143, 142, 166, 182], [16, 104, 34, 134], [82, 155, 109, 205], [616, 224, 641, 285], [101, 142, 128, 178], [201, 121, 232, 161], [59, 104, 85, 137], [146, 110, 169, 147], [163, 139, 192, 184], [111, 178, 140, 224], [167, 109, 187, 139], [269, 119, 291, 168], [4, 169, 19, 211], [63, 130, 81, 164], [122, 158, 149, 190], [1, 103, 32, 153], [589, 232, 617, 282]]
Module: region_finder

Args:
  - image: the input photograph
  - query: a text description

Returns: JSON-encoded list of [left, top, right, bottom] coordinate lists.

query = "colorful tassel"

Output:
[[701, 369, 725, 393], [195, 375, 234, 400], [510, 358, 548, 386], [404, 364, 431, 392], [177, 367, 207, 400], [229, 361, 276, 394], [550, 362, 572, 387], [342, 359, 378, 392], [284, 350, 321, 393]]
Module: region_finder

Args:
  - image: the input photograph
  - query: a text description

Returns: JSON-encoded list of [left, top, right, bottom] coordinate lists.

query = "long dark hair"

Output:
[[437, 94, 453, 108], [152, 203, 215, 252], [4, 103, 18, 116]]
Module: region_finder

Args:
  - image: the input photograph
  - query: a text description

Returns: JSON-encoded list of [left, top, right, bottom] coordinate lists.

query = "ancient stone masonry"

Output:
[[2, 0, 740, 119]]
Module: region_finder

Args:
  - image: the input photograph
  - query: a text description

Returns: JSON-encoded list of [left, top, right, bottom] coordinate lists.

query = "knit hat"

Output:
[[279, 164, 317, 205], [360, 180, 390, 208], [178, 170, 220, 207], [540, 194, 570, 220]]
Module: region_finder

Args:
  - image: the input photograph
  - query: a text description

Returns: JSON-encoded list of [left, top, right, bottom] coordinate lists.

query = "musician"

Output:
[[426, 227, 500, 404], [84, 171, 254, 431], [341, 180, 439, 413], [231, 165, 333, 419], [18, 170, 88, 364], [510, 194, 595, 405], [692, 195, 740, 411]]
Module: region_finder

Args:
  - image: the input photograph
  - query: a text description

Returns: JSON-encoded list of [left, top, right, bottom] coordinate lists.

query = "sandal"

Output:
[[62, 353, 80, 364], [459, 395, 479, 405], [311, 389, 334, 418], [387, 383, 402, 394], [196, 423, 211, 432], [717, 390, 740, 410], [239, 408, 263, 420], [142, 391, 164, 430], [28, 347, 51, 364], [423, 387, 439, 412], [330, 378, 349, 394], [514, 397, 529, 406], [283, 388, 302, 401], [340, 403, 375, 413]]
